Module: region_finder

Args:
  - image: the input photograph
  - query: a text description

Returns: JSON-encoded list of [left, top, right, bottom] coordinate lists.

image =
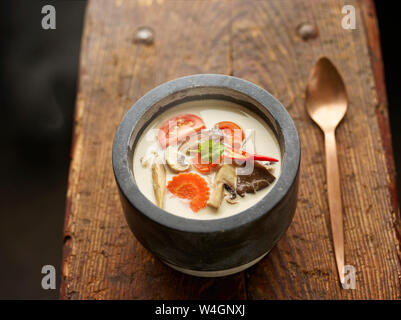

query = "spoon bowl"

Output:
[[306, 57, 348, 131]]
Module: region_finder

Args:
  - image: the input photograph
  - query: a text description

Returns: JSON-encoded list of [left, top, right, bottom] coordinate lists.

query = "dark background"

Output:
[[0, 0, 86, 299], [0, 1, 399, 299]]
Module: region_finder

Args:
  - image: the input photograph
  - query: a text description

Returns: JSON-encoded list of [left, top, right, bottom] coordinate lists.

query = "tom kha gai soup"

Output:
[[114, 74, 300, 276], [133, 99, 282, 220]]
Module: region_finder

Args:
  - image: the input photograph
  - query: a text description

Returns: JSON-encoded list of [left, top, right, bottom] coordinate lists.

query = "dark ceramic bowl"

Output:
[[112, 74, 300, 277]]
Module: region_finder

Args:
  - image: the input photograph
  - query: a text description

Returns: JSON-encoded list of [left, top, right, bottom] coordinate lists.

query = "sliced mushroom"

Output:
[[151, 160, 166, 208], [236, 161, 275, 197], [165, 145, 190, 173], [208, 164, 236, 209], [224, 183, 238, 204]]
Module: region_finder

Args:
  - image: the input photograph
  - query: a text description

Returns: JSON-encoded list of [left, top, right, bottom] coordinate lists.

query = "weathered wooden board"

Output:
[[232, 0, 401, 299], [61, 0, 246, 300], [61, 0, 401, 299]]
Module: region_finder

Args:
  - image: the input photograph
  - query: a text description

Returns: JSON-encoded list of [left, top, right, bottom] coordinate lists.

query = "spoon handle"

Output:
[[324, 130, 345, 285]]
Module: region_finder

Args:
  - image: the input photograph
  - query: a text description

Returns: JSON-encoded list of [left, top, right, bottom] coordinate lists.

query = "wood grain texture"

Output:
[[61, 0, 245, 300], [360, 0, 401, 246], [61, 0, 401, 299], [232, 0, 401, 299]]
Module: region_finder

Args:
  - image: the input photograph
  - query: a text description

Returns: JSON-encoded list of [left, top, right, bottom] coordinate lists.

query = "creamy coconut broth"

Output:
[[133, 100, 281, 220]]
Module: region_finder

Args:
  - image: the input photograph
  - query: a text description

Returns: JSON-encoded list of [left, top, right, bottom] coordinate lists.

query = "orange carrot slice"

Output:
[[167, 173, 210, 212]]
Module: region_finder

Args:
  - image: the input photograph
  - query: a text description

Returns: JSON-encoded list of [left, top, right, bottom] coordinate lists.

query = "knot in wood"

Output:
[[134, 26, 154, 45], [297, 23, 318, 41]]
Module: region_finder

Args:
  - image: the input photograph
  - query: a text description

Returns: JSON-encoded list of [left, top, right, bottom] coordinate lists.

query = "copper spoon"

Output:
[[305, 57, 348, 285]]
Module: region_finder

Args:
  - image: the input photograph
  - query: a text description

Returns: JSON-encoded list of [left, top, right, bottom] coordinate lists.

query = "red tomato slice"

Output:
[[158, 114, 206, 148], [216, 121, 244, 149], [191, 153, 219, 174]]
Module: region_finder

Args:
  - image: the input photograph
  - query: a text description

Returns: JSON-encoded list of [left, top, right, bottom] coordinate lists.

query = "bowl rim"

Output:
[[112, 74, 300, 233]]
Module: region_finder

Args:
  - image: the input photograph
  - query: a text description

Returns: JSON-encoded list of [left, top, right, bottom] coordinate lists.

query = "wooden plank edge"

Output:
[[59, 2, 90, 300], [360, 0, 401, 263]]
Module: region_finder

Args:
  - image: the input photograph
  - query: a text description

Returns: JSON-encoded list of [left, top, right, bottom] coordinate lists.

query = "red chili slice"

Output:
[[223, 146, 279, 162]]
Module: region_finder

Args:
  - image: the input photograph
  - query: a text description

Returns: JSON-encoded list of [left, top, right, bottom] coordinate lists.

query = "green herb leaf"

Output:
[[198, 139, 225, 162]]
